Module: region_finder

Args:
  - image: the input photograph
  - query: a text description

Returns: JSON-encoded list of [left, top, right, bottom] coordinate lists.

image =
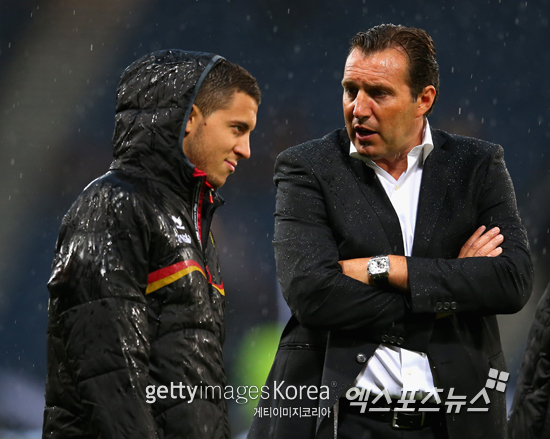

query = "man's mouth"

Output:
[[354, 126, 377, 141], [225, 160, 236, 173]]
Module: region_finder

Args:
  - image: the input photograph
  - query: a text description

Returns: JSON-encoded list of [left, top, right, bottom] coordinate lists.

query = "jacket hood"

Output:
[[110, 50, 222, 192]]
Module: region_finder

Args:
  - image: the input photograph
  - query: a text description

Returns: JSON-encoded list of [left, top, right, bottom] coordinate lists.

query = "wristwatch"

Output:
[[367, 255, 390, 286]]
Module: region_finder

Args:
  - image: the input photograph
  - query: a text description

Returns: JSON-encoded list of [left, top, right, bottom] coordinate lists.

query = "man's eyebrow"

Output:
[[368, 83, 394, 92], [230, 120, 251, 131], [341, 78, 393, 92]]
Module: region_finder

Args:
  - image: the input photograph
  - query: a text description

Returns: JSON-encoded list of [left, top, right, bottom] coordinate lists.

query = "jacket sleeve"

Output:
[[273, 148, 408, 332], [47, 183, 158, 438], [407, 145, 533, 315]]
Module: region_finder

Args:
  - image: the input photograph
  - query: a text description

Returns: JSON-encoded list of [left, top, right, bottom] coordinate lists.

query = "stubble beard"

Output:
[[185, 124, 224, 188]]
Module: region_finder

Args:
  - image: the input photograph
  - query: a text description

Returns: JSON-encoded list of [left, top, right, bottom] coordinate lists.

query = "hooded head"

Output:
[[111, 50, 260, 190]]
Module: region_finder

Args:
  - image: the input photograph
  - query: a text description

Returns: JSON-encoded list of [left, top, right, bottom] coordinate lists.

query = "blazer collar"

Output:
[[339, 129, 405, 255], [339, 127, 450, 257], [412, 128, 450, 257]]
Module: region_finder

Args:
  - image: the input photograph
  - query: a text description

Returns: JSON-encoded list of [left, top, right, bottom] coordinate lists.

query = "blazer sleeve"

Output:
[[273, 147, 408, 332], [407, 145, 533, 315], [47, 183, 158, 438]]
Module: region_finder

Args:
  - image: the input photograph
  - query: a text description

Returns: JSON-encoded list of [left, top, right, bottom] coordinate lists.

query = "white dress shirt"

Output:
[[349, 120, 436, 399]]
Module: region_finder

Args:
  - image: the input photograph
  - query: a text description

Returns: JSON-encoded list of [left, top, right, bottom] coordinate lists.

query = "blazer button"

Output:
[[451, 302, 457, 310], [356, 353, 367, 364], [382, 335, 389, 343], [435, 302, 443, 311], [443, 302, 450, 310], [390, 336, 396, 344], [397, 337, 404, 345]]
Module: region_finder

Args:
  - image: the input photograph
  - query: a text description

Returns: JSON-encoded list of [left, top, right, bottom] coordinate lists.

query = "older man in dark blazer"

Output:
[[248, 24, 533, 439]]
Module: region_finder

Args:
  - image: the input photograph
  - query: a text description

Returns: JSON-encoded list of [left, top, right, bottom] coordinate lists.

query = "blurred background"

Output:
[[1, 0, 549, 437]]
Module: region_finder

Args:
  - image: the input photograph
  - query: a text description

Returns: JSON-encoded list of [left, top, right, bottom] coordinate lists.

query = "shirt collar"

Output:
[[349, 119, 434, 164]]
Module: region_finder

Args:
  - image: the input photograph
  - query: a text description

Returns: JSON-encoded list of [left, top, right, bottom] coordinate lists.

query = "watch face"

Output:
[[367, 256, 390, 279], [369, 257, 389, 276]]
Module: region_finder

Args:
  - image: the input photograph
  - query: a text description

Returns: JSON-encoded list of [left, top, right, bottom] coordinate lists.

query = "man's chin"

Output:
[[354, 142, 379, 158], [206, 175, 226, 189]]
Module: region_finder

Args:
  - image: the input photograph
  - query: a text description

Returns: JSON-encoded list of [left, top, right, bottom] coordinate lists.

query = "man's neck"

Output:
[[372, 156, 410, 180], [372, 119, 426, 180]]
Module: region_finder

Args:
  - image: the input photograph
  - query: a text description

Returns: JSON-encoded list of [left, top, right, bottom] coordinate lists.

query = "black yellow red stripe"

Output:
[[206, 265, 225, 296], [211, 282, 225, 296], [146, 260, 225, 296], [146, 260, 205, 294]]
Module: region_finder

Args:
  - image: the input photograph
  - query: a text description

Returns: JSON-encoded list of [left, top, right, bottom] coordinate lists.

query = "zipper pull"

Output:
[[209, 189, 213, 203]]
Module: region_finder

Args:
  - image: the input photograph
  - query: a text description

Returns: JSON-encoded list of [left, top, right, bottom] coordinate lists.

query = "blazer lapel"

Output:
[[412, 128, 449, 257], [347, 153, 405, 256]]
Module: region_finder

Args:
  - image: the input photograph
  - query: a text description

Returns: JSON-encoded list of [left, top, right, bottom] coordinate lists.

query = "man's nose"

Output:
[[353, 91, 373, 119], [234, 136, 251, 160]]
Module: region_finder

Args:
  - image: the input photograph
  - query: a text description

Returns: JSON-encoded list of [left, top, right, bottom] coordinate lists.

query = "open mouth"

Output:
[[354, 126, 377, 142], [355, 126, 376, 137]]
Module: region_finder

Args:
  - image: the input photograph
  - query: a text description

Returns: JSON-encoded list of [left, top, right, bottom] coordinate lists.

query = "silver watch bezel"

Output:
[[368, 255, 390, 281]]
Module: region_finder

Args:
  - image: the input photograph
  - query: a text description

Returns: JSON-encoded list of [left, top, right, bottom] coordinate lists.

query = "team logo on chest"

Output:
[[171, 215, 192, 244]]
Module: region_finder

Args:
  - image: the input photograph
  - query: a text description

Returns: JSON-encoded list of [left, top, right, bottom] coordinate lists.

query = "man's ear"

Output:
[[416, 86, 436, 118], [185, 104, 203, 135]]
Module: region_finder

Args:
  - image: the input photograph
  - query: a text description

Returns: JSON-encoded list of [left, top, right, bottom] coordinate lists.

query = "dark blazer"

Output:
[[248, 128, 533, 439]]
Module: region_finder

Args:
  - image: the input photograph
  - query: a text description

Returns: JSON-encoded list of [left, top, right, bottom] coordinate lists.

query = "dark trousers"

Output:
[[337, 400, 449, 439]]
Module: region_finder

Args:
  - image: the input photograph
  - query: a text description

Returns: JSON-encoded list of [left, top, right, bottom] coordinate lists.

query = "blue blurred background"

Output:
[[1, 0, 550, 437]]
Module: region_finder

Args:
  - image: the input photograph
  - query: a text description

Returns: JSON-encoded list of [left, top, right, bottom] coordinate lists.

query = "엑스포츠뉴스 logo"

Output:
[[344, 368, 509, 414]]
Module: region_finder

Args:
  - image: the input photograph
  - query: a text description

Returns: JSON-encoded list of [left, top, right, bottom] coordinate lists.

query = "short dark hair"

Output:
[[349, 24, 439, 116], [194, 59, 261, 117]]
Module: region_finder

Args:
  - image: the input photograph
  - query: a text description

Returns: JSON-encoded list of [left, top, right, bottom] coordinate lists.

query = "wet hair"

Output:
[[349, 24, 439, 116], [194, 59, 261, 117]]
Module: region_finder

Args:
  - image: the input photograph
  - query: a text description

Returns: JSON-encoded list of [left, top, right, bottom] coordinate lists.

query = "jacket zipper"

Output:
[[193, 177, 205, 250], [193, 176, 217, 276]]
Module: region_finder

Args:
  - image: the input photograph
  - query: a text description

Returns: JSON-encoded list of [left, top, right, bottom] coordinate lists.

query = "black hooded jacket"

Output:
[[43, 50, 230, 439]]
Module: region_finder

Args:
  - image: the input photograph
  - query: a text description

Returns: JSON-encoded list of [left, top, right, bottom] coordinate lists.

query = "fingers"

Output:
[[458, 226, 486, 258], [458, 226, 503, 258], [469, 226, 499, 256], [466, 226, 501, 257], [475, 233, 503, 257], [486, 247, 503, 257]]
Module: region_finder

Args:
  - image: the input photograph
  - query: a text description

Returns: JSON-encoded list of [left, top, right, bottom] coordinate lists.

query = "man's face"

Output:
[[342, 48, 430, 162], [183, 91, 258, 188]]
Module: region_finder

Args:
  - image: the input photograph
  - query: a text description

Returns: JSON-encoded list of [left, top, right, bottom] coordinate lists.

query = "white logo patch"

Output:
[[171, 215, 192, 244]]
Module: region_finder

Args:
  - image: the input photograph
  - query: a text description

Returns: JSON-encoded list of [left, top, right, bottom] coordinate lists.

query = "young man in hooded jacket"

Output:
[[43, 50, 260, 439]]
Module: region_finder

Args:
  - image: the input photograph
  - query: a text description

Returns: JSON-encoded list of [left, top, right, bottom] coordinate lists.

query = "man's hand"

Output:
[[338, 225, 503, 294], [458, 226, 503, 258], [438, 225, 502, 318]]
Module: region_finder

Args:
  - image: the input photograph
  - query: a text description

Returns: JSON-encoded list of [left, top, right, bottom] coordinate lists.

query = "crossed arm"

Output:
[[339, 225, 504, 291], [274, 142, 532, 331]]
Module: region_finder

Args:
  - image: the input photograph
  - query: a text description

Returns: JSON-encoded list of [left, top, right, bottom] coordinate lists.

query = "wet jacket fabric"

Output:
[[43, 50, 230, 439], [508, 282, 550, 439]]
